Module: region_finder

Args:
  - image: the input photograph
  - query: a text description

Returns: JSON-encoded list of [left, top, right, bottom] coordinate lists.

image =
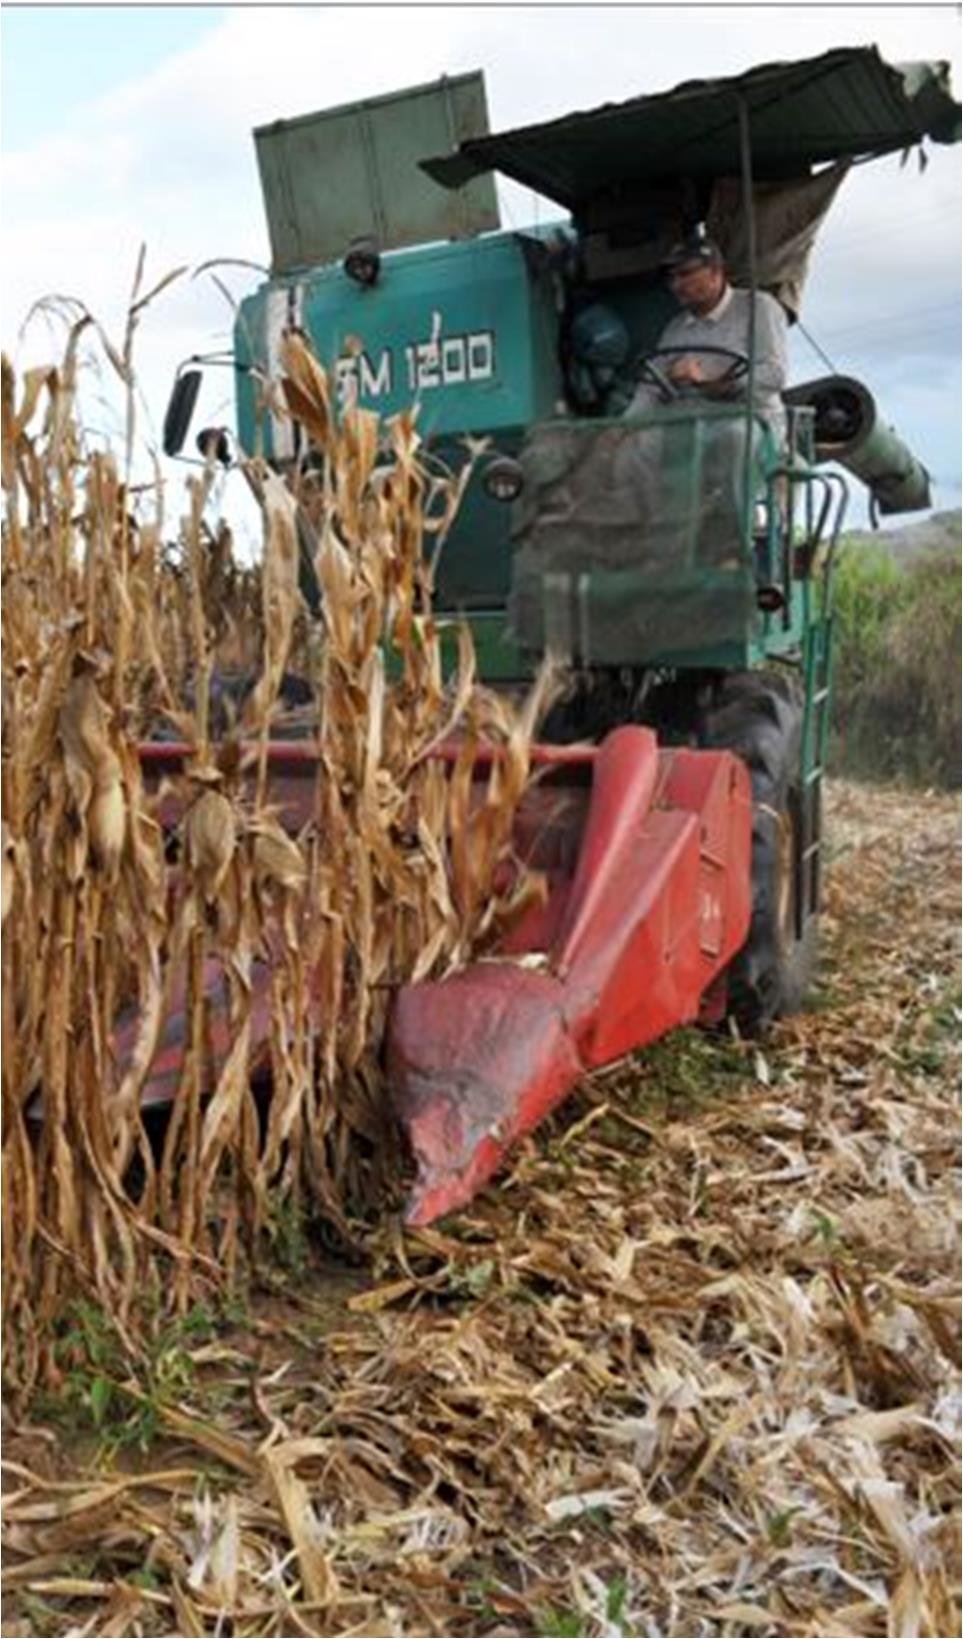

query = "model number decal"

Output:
[[405, 331, 495, 391], [335, 327, 495, 408]]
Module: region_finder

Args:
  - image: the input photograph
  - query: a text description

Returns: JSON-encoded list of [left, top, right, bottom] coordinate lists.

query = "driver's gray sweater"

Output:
[[627, 285, 788, 438]]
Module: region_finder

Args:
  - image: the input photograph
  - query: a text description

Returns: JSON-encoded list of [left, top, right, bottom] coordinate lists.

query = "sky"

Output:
[[2, 1, 961, 535]]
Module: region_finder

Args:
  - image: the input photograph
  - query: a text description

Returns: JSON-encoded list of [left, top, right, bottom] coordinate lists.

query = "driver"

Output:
[[627, 229, 788, 439]]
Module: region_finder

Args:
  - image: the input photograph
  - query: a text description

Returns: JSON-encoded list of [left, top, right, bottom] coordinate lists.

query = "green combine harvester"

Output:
[[163, 45, 959, 1085]]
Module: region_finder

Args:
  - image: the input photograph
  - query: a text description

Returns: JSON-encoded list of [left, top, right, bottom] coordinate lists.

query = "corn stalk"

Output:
[[1, 314, 556, 1395]]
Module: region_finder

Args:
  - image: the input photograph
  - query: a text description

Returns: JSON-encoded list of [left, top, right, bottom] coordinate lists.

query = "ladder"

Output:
[[799, 468, 847, 923]]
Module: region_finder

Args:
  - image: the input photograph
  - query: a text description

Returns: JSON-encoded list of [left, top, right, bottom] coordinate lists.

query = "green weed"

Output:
[[266, 1194, 310, 1277], [810, 1209, 843, 1251], [605, 1572, 629, 1627], [463, 1573, 500, 1624], [537, 1607, 585, 1638], [629, 1028, 750, 1115], [830, 539, 961, 788], [128, 1566, 163, 1591], [446, 1257, 496, 1299], [766, 1505, 803, 1546], [44, 1298, 226, 1456]]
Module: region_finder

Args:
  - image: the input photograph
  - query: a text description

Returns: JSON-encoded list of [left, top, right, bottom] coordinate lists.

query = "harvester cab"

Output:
[[165, 47, 954, 686], [191, 46, 953, 992], [156, 49, 959, 1220]]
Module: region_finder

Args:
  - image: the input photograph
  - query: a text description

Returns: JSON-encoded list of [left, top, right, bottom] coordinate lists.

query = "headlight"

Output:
[[483, 456, 525, 503]]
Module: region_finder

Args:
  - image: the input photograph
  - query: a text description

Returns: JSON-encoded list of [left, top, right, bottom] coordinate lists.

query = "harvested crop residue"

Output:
[[3, 780, 959, 1637]]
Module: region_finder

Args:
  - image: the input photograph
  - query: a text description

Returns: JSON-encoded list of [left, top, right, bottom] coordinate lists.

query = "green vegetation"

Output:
[[536, 1607, 586, 1638], [37, 1297, 229, 1457], [829, 513, 961, 788]]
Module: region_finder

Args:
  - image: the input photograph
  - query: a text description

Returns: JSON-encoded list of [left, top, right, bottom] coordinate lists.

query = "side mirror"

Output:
[[162, 368, 202, 457]]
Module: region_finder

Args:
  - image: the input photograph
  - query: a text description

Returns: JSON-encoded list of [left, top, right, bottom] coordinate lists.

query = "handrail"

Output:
[[736, 92, 758, 561]]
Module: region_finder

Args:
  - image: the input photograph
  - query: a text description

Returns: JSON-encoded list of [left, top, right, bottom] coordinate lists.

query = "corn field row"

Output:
[[1, 301, 554, 1397]]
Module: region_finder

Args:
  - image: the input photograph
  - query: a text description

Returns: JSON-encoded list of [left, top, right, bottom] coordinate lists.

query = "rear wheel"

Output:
[[699, 670, 817, 1034]]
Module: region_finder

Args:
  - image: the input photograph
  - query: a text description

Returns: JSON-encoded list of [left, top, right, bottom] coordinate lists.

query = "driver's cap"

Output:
[[662, 228, 724, 273]]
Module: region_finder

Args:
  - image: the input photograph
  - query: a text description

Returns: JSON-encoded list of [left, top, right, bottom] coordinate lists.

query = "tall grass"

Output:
[[1, 308, 556, 1396], [830, 538, 961, 789]]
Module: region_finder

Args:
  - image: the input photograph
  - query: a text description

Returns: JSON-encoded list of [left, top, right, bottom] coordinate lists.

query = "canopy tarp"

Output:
[[421, 47, 960, 207]]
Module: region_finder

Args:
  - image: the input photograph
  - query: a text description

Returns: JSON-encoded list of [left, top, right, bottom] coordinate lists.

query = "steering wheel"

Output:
[[636, 345, 750, 402]]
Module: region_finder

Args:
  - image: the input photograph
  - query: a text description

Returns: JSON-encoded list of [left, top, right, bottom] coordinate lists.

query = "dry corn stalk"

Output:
[[1, 309, 557, 1393]]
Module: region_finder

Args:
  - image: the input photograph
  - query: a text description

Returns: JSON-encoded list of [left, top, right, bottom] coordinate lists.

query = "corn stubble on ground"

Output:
[[3, 316, 961, 1638], [2, 782, 959, 1637]]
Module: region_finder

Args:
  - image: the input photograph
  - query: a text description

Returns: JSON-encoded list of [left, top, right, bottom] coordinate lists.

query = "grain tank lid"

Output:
[[254, 71, 500, 274], [420, 48, 961, 207]]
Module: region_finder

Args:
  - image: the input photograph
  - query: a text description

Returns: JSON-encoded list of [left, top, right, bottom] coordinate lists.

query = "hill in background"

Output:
[[841, 507, 961, 561]]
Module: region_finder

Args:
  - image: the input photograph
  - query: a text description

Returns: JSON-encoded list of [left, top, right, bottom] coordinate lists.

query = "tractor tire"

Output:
[[699, 670, 817, 1035]]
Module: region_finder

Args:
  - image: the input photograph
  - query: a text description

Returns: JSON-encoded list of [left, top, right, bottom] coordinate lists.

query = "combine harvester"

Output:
[[163, 47, 960, 1222]]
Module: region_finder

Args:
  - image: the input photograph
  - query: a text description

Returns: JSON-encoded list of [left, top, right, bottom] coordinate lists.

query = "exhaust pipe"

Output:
[[785, 375, 931, 514]]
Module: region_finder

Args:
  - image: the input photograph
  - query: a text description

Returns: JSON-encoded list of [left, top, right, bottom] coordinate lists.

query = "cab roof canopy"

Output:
[[421, 46, 961, 209]]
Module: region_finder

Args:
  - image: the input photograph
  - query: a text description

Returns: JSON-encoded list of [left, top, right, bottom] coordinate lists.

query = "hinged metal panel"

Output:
[[254, 71, 500, 272]]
